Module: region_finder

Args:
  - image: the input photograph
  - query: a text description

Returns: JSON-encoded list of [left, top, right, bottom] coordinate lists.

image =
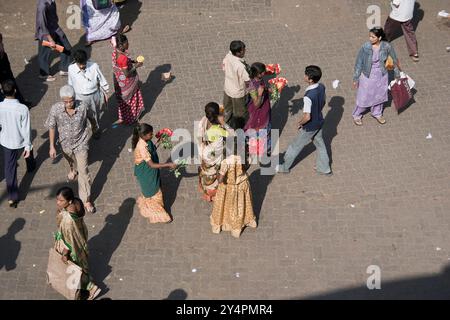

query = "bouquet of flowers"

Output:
[[268, 77, 288, 102], [265, 63, 281, 76], [156, 128, 173, 150], [171, 159, 188, 178]]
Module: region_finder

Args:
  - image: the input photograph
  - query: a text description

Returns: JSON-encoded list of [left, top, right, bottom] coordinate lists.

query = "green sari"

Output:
[[134, 140, 161, 197], [55, 207, 94, 292]]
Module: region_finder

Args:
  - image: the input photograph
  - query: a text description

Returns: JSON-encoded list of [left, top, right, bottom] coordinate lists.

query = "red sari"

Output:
[[112, 50, 144, 124]]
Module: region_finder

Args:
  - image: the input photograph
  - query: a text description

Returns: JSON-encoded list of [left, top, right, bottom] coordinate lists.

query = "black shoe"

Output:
[[8, 200, 18, 208]]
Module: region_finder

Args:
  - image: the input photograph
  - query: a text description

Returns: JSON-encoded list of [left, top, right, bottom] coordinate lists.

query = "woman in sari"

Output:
[[211, 137, 257, 238], [132, 123, 176, 223], [112, 34, 145, 125], [244, 62, 272, 156], [54, 187, 100, 300], [81, 0, 130, 46], [197, 102, 231, 202]]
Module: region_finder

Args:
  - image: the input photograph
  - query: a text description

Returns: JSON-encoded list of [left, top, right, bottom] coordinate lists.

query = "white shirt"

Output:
[[222, 52, 250, 98], [68, 61, 109, 96], [0, 98, 32, 151], [303, 83, 325, 114], [389, 0, 415, 22]]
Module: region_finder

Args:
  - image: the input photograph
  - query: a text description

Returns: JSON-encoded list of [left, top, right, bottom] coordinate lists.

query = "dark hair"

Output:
[[132, 123, 153, 149], [116, 34, 128, 51], [305, 65, 322, 83], [204, 102, 220, 125], [230, 40, 246, 56], [369, 27, 387, 41], [73, 49, 88, 64], [249, 62, 266, 79], [56, 187, 75, 202], [1, 79, 16, 97]]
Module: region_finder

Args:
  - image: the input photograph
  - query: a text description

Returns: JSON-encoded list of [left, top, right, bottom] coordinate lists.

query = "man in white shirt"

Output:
[[68, 49, 109, 139], [384, 0, 419, 62], [0, 80, 32, 208], [222, 40, 250, 130]]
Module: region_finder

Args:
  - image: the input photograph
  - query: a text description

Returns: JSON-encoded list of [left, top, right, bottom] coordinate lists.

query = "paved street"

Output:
[[1, 0, 450, 299]]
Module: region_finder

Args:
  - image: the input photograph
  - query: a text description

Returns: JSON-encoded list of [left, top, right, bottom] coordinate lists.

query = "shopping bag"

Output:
[[46, 248, 82, 300], [400, 71, 415, 89], [390, 78, 413, 111]]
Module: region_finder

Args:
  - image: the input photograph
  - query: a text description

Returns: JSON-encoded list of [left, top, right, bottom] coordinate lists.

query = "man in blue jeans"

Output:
[[276, 65, 332, 175]]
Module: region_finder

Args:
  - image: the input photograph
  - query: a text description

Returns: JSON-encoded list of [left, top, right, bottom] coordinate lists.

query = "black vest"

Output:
[[303, 83, 325, 132]]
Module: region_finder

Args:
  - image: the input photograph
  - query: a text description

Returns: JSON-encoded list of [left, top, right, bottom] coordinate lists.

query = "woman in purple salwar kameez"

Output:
[[352, 27, 400, 126]]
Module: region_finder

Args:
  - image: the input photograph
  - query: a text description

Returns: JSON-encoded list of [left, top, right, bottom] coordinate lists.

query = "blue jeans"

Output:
[[279, 127, 331, 173]]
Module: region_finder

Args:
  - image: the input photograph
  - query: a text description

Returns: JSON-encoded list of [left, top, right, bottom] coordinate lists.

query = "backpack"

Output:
[[92, 0, 113, 10]]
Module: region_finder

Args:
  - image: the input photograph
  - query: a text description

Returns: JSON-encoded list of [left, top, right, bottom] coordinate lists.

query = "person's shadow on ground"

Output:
[[140, 63, 174, 119], [249, 168, 274, 224], [118, 0, 143, 30], [0, 218, 25, 271], [161, 141, 198, 215], [271, 84, 301, 137], [17, 130, 50, 202], [284, 95, 344, 171], [89, 93, 133, 202], [14, 54, 48, 108], [304, 264, 450, 299], [163, 288, 188, 300], [88, 198, 135, 296]]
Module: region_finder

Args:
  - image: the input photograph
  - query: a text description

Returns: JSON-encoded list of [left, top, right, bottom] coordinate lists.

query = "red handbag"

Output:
[[391, 78, 412, 111]]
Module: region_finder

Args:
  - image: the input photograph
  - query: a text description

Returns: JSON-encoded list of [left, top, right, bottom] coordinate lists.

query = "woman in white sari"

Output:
[[81, 0, 130, 46]]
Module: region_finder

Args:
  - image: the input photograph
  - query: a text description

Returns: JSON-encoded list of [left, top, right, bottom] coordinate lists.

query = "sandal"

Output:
[[353, 118, 363, 126], [67, 170, 78, 181], [88, 285, 101, 300], [121, 25, 131, 34], [375, 116, 386, 125], [85, 202, 97, 214], [411, 54, 419, 62]]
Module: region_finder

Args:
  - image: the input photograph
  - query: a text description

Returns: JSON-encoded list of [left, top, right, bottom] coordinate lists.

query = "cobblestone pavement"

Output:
[[0, 0, 450, 300]]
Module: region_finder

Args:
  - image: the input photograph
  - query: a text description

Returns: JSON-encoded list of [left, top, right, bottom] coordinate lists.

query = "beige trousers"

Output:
[[62, 149, 92, 203]]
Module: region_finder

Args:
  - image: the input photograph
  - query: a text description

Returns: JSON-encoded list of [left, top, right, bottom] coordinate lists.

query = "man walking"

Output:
[[35, 0, 73, 82], [222, 40, 250, 130], [276, 66, 332, 175], [384, 0, 419, 62], [68, 50, 109, 139], [0, 80, 32, 208], [45, 85, 97, 213]]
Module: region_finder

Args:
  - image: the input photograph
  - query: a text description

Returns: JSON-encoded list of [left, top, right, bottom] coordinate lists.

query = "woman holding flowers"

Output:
[[197, 102, 231, 202], [132, 123, 177, 223], [112, 34, 145, 125], [244, 62, 272, 156]]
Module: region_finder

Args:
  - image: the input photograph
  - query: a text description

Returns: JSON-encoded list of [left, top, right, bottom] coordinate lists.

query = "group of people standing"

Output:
[[0, 0, 424, 299]]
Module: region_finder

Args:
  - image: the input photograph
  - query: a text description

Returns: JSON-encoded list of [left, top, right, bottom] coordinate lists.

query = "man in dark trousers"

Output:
[[35, 0, 73, 82], [0, 80, 33, 208]]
